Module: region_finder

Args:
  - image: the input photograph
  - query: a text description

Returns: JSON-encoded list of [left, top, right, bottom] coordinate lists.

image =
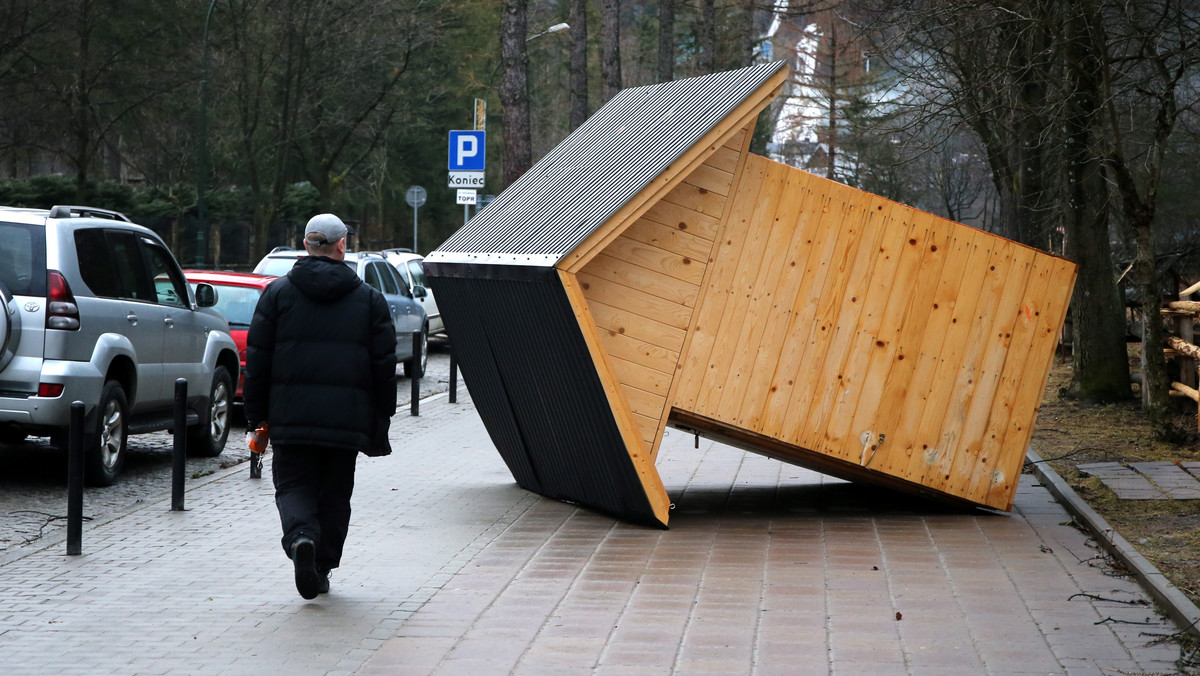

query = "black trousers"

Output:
[[272, 444, 358, 572]]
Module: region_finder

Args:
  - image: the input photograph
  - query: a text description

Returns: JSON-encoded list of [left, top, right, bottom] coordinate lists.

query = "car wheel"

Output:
[[85, 380, 128, 487], [403, 326, 428, 379], [188, 366, 231, 457]]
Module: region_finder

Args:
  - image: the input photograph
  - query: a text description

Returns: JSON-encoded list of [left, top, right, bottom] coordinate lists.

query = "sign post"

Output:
[[405, 185, 426, 253]]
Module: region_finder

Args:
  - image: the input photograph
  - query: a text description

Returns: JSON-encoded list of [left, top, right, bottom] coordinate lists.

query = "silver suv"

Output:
[[0, 205, 240, 485]]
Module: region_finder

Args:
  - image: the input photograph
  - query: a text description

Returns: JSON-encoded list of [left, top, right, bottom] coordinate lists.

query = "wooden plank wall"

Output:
[[672, 154, 1076, 510], [575, 127, 750, 455]]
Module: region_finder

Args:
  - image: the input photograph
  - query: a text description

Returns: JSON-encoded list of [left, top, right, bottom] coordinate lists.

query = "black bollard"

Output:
[[66, 400, 85, 556], [171, 378, 187, 511], [410, 331, 421, 417], [448, 345, 457, 403]]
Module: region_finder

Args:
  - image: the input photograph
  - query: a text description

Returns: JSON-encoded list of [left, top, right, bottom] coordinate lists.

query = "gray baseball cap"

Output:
[[304, 213, 348, 245]]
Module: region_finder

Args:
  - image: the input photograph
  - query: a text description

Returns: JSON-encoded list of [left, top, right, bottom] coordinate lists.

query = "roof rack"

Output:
[[48, 205, 132, 222], [382, 247, 413, 254], [269, 246, 297, 253]]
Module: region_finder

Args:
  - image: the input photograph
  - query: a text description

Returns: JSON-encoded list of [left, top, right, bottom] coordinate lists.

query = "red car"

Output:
[[183, 270, 276, 399]]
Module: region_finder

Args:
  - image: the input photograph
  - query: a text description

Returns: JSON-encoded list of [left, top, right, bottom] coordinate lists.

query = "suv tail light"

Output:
[[46, 270, 81, 330]]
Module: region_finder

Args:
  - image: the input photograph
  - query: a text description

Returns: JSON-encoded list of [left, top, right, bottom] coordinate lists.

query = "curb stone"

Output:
[[1027, 448, 1200, 640]]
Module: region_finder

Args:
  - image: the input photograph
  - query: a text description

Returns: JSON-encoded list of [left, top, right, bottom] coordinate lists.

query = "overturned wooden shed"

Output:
[[424, 61, 1076, 528]]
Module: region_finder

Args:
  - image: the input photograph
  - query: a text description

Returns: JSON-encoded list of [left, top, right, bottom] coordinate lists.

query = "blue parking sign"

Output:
[[448, 131, 486, 172]]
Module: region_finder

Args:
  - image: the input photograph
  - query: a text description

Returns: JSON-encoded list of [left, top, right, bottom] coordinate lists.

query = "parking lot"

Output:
[[0, 345, 454, 556]]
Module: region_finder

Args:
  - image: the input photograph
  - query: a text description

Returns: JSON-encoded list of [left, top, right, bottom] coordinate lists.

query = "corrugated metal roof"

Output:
[[428, 61, 787, 267]]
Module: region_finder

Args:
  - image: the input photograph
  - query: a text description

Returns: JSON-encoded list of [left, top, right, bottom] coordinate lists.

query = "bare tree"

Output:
[[1093, 0, 1200, 424], [1060, 0, 1131, 403], [7, 0, 186, 200]]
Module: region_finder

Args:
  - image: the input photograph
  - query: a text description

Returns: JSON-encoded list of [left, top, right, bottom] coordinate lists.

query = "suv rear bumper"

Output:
[[0, 359, 104, 432]]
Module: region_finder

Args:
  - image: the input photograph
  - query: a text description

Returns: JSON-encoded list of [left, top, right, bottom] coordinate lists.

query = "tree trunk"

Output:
[[740, 0, 756, 67], [1062, 0, 1130, 403], [600, 0, 621, 101], [1132, 206, 1169, 420], [699, 0, 715, 74], [569, 0, 588, 131], [657, 0, 674, 82], [500, 0, 531, 188]]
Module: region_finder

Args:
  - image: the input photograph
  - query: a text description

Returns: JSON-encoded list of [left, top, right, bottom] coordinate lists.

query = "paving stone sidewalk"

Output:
[[1078, 461, 1200, 500], [0, 390, 1190, 675]]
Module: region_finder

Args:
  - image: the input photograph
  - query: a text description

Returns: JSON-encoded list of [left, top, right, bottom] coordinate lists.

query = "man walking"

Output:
[[243, 213, 397, 599]]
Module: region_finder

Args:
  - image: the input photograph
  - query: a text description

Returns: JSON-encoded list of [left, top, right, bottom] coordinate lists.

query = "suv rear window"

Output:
[[75, 229, 155, 301], [0, 221, 48, 297]]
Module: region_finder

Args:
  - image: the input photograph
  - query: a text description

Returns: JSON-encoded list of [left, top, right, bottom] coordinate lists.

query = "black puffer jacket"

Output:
[[243, 255, 397, 451]]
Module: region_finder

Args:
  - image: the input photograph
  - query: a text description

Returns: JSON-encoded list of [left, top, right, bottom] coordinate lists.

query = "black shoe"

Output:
[[291, 537, 321, 600], [317, 569, 331, 594]]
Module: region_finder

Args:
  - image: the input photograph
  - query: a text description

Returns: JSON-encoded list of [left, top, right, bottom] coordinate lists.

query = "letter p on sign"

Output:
[[448, 130, 486, 172]]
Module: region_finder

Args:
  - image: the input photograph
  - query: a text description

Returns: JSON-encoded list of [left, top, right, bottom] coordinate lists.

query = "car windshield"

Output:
[[205, 284, 263, 328]]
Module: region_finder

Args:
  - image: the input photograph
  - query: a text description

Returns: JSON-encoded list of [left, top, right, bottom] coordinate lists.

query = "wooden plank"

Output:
[[589, 298, 688, 352], [732, 170, 824, 429], [756, 180, 844, 438], [596, 327, 680, 375], [584, 252, 699, 308], [796, 191, 893, 449], [694, 159, 793, 414], [983, 259, 1077, 508], [640, 199, 720, 241], [599, 236, 707, 286], [660, 181, 730, 219], [682, 163, 735, 197], [936, 244, 1035, 500], [671, 154, 768, 410], [962, 255, 1054, 504], [558, 270, 670, 525], [622, 217, 717, 262], [609, 354, 674, 397], [559, 72, 787, 273], [577, 271, 693, 330], [723, 127, 747, 152], [818, 199, 922, 459], [843, 212, 953, 473], [706, 146, 741, 174], [622, 382, 667, 420], [721, 167, 823, 421], [779, 189, 875, 449], [880, 226, 979, 481], [632, 411, 660, 447], [923, 241, 1026, 495], [893, 228, 993, 486]]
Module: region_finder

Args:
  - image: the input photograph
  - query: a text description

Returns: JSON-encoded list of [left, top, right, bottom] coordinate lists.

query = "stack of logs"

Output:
[[1165, 279, 1200, 432]]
